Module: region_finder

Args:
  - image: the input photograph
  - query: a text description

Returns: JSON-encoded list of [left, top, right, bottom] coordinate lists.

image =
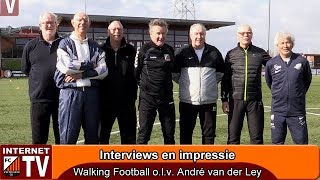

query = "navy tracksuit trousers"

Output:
[[58, 87, 100, 144], [271, 114, 308, 144]]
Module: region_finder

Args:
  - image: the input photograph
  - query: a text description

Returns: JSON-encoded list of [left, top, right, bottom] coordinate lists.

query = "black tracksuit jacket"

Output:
[[100, 37, 137, 104], [221, 43, 271, 102], [134, 41, 174, 100]]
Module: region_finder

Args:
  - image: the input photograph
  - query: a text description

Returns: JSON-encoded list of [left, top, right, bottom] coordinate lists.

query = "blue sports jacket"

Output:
[[265, 53, 312, 116]]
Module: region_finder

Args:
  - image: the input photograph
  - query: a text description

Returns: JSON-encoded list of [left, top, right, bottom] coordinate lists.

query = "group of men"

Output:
[[21, 11, 312, 145]]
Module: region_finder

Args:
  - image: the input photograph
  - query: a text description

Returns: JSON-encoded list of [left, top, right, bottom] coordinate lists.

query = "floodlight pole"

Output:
[[84, 0, 87, 13]]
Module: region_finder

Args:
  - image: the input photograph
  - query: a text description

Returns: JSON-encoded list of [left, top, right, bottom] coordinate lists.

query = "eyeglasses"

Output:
[[238, 32, 252, 36]]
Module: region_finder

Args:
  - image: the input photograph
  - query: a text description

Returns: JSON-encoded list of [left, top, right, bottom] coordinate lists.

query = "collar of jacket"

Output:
[[237, 42, 253, 51], [149, 40, 167, 49], [104, 37, 127, 49], [188, 43, 209, 53], [39, 32, 61, 44], [277, 52, 299, 61]]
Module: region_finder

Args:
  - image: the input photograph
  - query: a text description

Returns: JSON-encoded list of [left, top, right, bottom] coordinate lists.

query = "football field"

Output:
[[0, 76, 319, 145]]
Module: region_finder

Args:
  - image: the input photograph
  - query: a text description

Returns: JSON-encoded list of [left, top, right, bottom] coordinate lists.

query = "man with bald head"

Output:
[[221, 24, 271, 144], [22, 12, 61, 144], [100, 20, 137, 144], [174, 23, 225, 144], [54, 12, 108, 144]]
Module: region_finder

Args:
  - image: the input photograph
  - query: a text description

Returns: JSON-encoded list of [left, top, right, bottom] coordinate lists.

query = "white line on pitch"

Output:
[[76, 111, 275, 144]]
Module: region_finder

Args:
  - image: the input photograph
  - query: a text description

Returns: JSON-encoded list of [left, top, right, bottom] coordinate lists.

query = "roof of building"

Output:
[[0, 26, 39, 37], [55, 13, 235, 30], [0, 14, 235, 37], [304, 53, 320, 56]]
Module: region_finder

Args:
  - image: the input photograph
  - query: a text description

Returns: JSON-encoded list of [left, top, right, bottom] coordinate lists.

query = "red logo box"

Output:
[[1, 145, 52, 179], [0, 0, 19, 16]]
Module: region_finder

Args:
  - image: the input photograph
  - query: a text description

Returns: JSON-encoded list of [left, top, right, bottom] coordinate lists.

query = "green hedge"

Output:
[[1, 58, 21, 71]]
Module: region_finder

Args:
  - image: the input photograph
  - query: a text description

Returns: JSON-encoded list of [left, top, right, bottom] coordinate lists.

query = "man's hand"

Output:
[[64, 73, 82, 82], [222, 102, 229, 114]]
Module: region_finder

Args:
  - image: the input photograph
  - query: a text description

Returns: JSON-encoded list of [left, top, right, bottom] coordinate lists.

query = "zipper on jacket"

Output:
[[199, 66, 202, 103], [286, 61, 289, 116], [244, 48, 248, 101], [114, 52, 117, 66], [197, 52, 203, 103]]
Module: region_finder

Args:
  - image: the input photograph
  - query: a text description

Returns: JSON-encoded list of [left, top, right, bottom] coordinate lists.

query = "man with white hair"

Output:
[[265, 31, 312, 144], [54, 12, 108, 144], [221, 24, 271, 144], [22, 12, 61, 144], [174, 23, 225, 144]]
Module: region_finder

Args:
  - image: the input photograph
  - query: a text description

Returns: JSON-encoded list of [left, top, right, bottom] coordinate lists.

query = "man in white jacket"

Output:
[[174, 23, 225, 144]]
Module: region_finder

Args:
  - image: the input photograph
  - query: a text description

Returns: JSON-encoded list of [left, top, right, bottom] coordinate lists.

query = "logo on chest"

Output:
[[164, 54, 171, 61], [274, 64, 281, 73], [294, 63, 302, 70]]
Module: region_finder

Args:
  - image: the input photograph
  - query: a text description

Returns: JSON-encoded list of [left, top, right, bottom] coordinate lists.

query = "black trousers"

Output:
[[137, 92, 175, 144], [271, 114, 308, 144], [227, 99, 234, 144], [228, 100, 264, 144], [99, 103, 137, 144], [179, 102, 217, 144], [31, 102, 60, 144]]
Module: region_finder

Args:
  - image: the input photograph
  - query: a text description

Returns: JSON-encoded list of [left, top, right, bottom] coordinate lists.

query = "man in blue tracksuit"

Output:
[[265, 31, 312, 144], [54, 12, 108, 144]]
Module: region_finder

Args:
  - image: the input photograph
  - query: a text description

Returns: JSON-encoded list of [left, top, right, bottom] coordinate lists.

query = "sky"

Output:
[[1, 0, 319, 56]]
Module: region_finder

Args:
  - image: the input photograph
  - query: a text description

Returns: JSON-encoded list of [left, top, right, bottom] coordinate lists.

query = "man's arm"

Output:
[[85, 48, 108, 80], [127, 45, 138, 102], [172, 47, 184, 84], [304, 59, 312, 92], [215, 49, 225, 83], [221, 52, 231, 102], [21, 41, 31, 76], [134, 47, 145, 85], [221, 52, 231, 114], [265, 61, 272, 89], [262, 50, 272, 66]]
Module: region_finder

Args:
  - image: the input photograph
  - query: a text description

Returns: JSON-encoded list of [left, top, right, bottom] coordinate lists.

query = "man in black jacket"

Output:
[[100, 20, 137, 144], [135, 19, 175, 144], [221, 24, 271, 144], [21, 12, 61, 144]]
